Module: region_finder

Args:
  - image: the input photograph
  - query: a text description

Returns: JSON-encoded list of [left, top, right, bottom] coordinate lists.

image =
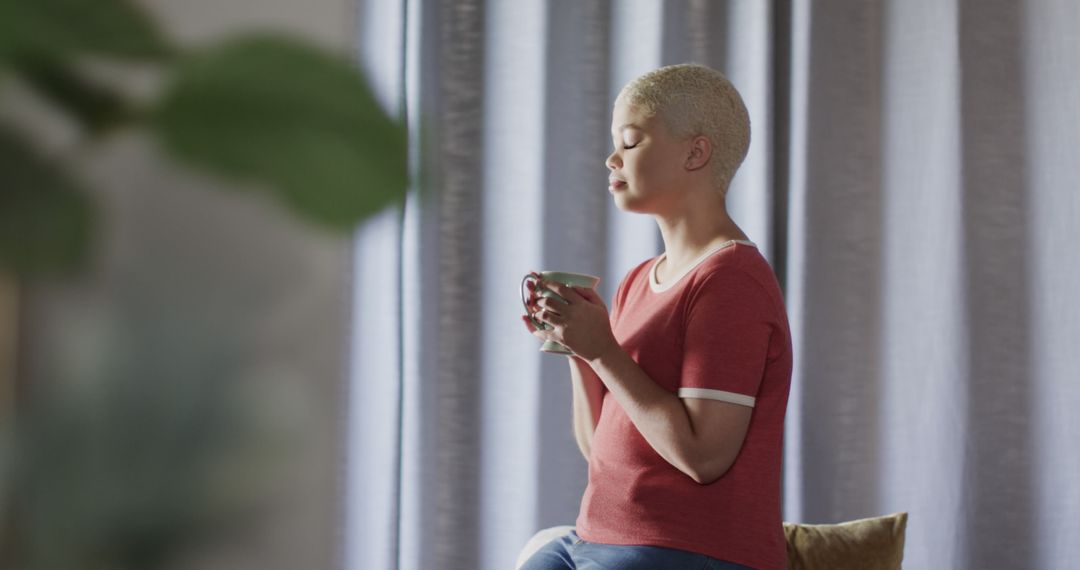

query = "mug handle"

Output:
[[521, 272, 545, 329]]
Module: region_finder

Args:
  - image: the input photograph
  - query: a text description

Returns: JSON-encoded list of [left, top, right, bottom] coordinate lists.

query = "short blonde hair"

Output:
[[616, 63, 750, 193]]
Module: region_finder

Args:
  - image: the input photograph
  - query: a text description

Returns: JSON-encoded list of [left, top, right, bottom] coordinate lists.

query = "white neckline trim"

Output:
[[649, 240, 756, 292]]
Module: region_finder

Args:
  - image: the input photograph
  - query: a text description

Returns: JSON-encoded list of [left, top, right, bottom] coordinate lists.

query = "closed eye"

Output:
[[622, 143, 638, 150]]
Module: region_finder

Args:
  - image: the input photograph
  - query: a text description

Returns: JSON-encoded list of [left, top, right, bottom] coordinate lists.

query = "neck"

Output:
[[654, 191, 747, 270]]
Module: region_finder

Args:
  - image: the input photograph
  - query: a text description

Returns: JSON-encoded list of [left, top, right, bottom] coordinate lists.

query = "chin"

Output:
[[612, 192, 653, 214], [611, 193, 635, 212]]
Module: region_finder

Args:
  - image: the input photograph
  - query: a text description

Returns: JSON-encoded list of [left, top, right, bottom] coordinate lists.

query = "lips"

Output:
[[608, 176, 627, 190]]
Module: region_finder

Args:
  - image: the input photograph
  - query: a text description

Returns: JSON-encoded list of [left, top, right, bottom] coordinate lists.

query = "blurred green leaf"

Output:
[[0, 127, 95, 276], [0, 0, 169, 61], [151, 34, 408, 230], [9, 51, 132, 133]]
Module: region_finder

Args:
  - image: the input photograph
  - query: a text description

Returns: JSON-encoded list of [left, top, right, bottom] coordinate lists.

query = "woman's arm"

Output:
[[530, 280, 751, 483], [522, 309, 606, 461], [568, 355, 605, 461], [587, 345, 752, 484]]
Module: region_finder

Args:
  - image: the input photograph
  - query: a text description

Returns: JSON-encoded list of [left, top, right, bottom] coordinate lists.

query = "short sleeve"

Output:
[[678, 269, 773, 407], [609, 259, 651, 325], [609, 275, 627, 322]]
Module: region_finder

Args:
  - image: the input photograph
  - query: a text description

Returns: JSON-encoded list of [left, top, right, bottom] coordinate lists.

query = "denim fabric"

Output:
[[519, 530, 753, 570]]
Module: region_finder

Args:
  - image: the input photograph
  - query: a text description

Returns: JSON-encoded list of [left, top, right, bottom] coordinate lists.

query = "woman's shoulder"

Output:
[[695, 244, 782, 299], [610, 256, 660, 311], [698, 242, 770, 276], [632, 255, 659, 274], [622, 255, 660, 286]]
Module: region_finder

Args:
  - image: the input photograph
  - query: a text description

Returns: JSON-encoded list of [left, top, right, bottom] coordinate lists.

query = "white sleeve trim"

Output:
[[678, 388, 756, 408]]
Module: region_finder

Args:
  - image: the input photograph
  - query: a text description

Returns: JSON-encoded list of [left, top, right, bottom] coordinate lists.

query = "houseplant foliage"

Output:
[[0, 0, 409, 567], [0, 0, 408, 275]]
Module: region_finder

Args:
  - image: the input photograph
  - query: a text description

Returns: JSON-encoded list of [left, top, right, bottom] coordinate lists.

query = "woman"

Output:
[[520, 63, 792, 570]]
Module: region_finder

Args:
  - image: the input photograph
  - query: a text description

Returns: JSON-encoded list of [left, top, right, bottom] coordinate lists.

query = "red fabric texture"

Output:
[[576, 243, 792, 570]]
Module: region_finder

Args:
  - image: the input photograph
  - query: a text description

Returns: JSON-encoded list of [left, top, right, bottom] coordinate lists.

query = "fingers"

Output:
[[533, 295, 567, 315], [521, 313, 559, 344], [521, 314, 537, 333], [521, 314, 550, 339], [524, 301, 566, 325], [525, 278, 562, 309], [524, 278, 539, 306], [541, 281, 577, 304], [545, 281, 602, 305], [538, 307, 566, 326], [523, 278, 588, 336]]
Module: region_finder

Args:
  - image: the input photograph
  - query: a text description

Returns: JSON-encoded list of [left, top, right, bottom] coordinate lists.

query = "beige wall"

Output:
[[10, 1, 357, 568], [144, 0, 356, 51]]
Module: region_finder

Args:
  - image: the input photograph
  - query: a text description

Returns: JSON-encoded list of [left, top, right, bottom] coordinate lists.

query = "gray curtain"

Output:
[[348, 1, 1080, 569]]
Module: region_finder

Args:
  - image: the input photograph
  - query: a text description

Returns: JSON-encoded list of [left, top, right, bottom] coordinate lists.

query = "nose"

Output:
[[605, 149, 620, 171]]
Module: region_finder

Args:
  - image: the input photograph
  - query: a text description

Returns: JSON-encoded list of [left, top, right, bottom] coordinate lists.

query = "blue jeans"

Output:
[[519, 530, 753, 570]]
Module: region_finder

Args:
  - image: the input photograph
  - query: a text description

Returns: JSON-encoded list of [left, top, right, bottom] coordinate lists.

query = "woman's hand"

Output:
[[520, 279, 619, 361]]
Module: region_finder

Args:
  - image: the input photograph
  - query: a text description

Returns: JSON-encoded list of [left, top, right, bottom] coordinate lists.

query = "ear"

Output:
[[684, 135, 712, 172]]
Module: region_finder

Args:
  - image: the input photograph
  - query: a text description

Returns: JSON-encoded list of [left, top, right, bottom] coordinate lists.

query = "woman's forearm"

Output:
[[568, 355, 604, 461], [586, 346, 704, 480]]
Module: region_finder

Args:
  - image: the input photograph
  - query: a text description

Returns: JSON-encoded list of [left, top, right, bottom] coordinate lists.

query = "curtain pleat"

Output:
[[877, 1, 967, 566], [401, 1, 489, 568], [529, 0, 611, 535], [957, 1, 1035, 567], [786, 0, 888, 527], [347, 0, 406, 569], [1026, 1, 1080, 566]]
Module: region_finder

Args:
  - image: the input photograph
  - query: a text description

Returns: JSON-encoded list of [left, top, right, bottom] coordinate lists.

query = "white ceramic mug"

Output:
[[521, 270, 601, 354]]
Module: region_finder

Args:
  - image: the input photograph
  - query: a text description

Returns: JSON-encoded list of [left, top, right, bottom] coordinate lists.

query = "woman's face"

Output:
[[605, 99, 690, 214]]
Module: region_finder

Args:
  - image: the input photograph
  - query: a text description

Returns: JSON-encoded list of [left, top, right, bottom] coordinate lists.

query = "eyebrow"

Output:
[[611, 123, 641, 136]]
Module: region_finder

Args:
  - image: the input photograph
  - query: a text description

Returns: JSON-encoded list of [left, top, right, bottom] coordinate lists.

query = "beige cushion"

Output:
[[784, 512, 908, 570]]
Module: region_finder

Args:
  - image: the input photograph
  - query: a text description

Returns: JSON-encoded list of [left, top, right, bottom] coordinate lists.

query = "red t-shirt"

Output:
[[576, 241, 792, 570]]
